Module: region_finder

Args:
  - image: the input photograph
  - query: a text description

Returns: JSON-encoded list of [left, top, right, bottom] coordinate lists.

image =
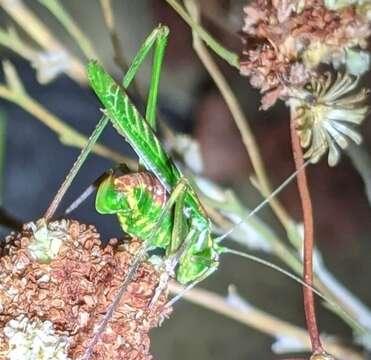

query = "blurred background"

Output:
[[1, 0, 371, 359]]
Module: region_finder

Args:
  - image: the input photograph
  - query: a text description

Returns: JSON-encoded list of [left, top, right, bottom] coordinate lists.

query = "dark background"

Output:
[[1, 1, 371, 359]]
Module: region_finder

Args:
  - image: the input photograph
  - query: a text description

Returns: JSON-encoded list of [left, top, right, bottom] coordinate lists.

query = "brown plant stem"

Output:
[[290, 109, 323, 353]]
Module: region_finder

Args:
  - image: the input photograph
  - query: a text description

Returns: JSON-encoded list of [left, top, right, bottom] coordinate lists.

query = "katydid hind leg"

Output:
[[145, 26, 169, 130], [46, 28, 169, 220]]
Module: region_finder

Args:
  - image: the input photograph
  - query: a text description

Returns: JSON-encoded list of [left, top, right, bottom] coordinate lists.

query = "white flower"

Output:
[[26, 219, 69, 263], [289, 73, 369, 166], [4, 315, 71, 360]]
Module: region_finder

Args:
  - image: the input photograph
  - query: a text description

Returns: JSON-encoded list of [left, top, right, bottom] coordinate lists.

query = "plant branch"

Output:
[[290, 109, 323, 354], [0, 0, 86, 84], [0, 26, 38, 60], [168, 282, 362, 360], [37, 0, 99, 61], [99, 0, 128, 73], [165, 0, 239, 68], [0, 82, 133, 167]]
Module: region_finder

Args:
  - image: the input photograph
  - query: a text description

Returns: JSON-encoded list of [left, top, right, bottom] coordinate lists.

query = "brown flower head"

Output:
[[240, 0, 371, 109], [0, 219, 172, 360]]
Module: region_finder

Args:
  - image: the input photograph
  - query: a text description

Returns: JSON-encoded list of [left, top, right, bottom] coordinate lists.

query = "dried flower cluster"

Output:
[[241, 0, 370, 165], [0, 219, 171, 360], [241, 0, 370, 109]]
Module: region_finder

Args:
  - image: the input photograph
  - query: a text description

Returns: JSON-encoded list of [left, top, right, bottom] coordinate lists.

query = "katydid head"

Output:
[[95, 171, 127, 215]]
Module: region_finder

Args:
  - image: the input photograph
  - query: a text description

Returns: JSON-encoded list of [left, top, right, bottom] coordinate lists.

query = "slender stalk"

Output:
[[165, 0, 239, 68], [290, 109, 323, 354], [0, 0, 86, 84], [168, 283, 362, 360], [37, 0, 99, 61], [0, 85, 131, 165], [0, 26, 38, 61], [99, 0, 128, 73]]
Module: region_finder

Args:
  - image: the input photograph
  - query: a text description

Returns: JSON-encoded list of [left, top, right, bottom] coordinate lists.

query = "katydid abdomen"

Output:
[[95, 171, 218, 284]]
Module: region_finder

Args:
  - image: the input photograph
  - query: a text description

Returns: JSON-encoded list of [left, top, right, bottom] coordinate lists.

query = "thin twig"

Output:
[[99, 0, 128, 74], [290, 109, 323, 354], [168, 282, 362, 360], [37, 0, 99, 61], [165, 0, 239, 68], [0, 0, 86, 84], [0, 84, 134, 166], [0, 26, 38, 61]]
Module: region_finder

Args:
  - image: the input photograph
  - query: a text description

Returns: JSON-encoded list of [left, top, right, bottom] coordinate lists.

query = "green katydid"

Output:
[[69, 25, 220, 360], [49, 25, 354, 360]]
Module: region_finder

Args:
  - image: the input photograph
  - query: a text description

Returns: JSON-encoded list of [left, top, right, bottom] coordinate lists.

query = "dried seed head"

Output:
[[0, 220, 171, 360], [240, 0, 371, 108], [289, 72, 369, 166]]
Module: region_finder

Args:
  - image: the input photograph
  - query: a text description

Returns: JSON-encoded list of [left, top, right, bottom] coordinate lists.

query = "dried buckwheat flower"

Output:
[[0, 220, 171, 360], [240, 0, 371, 108]]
